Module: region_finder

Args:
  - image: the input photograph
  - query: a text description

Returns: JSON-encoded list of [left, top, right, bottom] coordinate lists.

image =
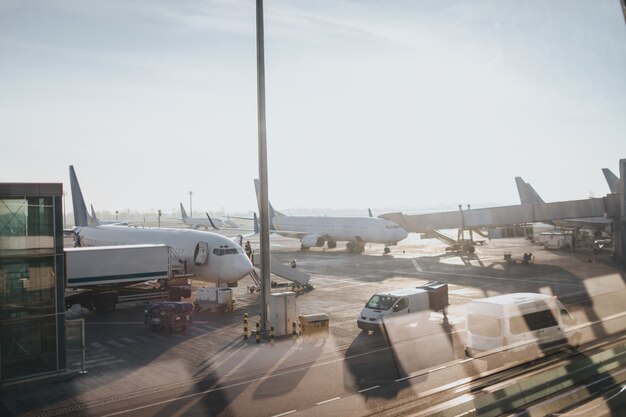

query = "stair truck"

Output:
[[65, 244, 192, 313]]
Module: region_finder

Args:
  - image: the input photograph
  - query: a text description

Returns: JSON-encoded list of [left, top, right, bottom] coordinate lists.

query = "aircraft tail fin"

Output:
[[368, 208, 373, 218], [253, 212, 259, 234], [90, 204, 101, 226], [515, 177, 545, 204], [253, 179, 283, 225], [603, 168, 619, 193], [69, 165, 89, 227], [205, 212, 220, 230], [180, 203, 188, 220]]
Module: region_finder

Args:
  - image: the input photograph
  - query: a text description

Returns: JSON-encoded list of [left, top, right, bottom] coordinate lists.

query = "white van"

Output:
[[357, 288, 431, 332], [464, 293, 579, 359]]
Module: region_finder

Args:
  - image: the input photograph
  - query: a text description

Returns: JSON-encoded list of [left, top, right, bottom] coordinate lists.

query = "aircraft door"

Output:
[[194, 241, 209, 265]]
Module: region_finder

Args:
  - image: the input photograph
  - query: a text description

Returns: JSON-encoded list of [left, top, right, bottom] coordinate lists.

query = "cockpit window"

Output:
[[212, 247, 243, 256]]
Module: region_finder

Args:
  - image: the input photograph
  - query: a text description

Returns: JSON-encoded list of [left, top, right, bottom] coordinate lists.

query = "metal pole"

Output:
[[63, 191, 66, 229], [80, 318, 87, 374], [189, 191, 193, 217], [256, 0, 271, 335], [467, 204, 473, 242]]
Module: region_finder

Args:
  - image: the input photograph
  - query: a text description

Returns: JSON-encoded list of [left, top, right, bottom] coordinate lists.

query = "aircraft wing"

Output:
[[556, 217, 612, 232]]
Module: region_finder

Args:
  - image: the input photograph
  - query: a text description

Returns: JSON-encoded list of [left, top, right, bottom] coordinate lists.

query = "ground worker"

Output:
[[244, 240, 252, 260]]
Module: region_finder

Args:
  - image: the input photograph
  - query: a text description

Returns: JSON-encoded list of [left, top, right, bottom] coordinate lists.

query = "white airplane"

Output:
[[89, 204, 128, 226], [179, 203, 225, 230], [253, 179, 408, 253], [69, 166, 253, 286]]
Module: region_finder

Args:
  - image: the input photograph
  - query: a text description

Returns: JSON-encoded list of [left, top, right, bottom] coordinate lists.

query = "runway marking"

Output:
[[135, 335, 152, 343], [316, 397, 340, 405], [121, 337, 136, 344], [99, 344, 393, 417], [90, 342, 108, 351], [189, 321, 219, 330], [84, 358, 125, 368], [271, 410, 297, 417], [390, 269, 587, 288], [358, 385, 379, 393], [107, 339, 125, 348], [411, 259, 423, 272]]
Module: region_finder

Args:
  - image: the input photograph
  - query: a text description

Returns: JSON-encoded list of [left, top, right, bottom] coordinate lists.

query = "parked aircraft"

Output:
[[69, 166, 253, 285], [253, 179, 408, 253], [179, 203, 225, 230], [89, 205, 128, 226], [515, 177, 611, 233]]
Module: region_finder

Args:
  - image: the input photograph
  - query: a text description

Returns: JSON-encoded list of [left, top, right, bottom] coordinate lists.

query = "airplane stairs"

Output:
[[427, 230, 477, 253], [248, 258, 313, 293]]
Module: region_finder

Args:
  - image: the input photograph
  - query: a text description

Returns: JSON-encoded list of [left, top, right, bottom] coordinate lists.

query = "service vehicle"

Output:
[[464, 292, 580, 359], [144, 301, 193, 332], [65, 244, 192, 313], [357, 281, 448, 332]]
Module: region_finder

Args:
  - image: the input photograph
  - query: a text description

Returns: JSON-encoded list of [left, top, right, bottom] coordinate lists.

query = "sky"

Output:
[[1, 0, 626, 216]]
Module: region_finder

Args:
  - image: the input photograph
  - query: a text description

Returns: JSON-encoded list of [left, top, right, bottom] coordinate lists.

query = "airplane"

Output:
[[89, 204, 128, 226], [204, 212, 259, 248], [69, 166, 253, 286], [179, 203, 225, 230], [515, 177, 612, 233], [253, 179, 408, 253]]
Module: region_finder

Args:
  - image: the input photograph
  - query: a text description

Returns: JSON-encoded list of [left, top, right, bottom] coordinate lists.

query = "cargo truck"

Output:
[[65, 244, 192, 313], [357, 281, 449, 332]]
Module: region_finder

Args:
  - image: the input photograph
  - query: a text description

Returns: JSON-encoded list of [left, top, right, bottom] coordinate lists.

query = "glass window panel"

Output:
[[0, 259, 56, 320], [1, 316, 58, 380], [0, 199, 27, 237]]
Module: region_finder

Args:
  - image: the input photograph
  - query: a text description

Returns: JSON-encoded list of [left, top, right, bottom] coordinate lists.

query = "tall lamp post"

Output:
[[157, 209, 162, 228], [115, 210, 119, 221], [256, 0, 271, 334], [189, 191, 193, 217], [62, 191, 67, 229]]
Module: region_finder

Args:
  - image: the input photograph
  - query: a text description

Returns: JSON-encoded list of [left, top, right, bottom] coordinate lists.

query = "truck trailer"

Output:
[[65, 244, 192, 313]]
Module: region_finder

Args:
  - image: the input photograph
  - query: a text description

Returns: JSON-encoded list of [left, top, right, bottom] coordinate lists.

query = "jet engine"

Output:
[[300, 235, 325, 248]]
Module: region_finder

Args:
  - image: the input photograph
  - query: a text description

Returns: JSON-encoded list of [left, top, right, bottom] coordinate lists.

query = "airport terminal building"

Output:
[[0, 183, 66, 384]]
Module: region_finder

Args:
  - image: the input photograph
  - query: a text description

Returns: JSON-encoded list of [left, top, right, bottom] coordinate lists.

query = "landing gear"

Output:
[[301, 244, 310, 251], [384, 247, 391, 254], [346, 242, 365, 253], [327, 240, 337, 249]]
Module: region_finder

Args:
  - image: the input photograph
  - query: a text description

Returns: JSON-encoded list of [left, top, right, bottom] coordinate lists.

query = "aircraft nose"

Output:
[[397, 228, 408, 242], [224, 254, 253, 282]]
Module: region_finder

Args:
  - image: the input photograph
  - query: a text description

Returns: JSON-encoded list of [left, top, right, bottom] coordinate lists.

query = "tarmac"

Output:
[[1, 232, 625, 416]]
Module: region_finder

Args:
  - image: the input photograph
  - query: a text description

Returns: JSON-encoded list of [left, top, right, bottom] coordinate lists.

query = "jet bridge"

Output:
[[380, 159, 626, 264], [382, 198, 611, 233]]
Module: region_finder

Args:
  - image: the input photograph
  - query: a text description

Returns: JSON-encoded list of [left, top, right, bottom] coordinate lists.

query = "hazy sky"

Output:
[[2, 0, 625, 215]]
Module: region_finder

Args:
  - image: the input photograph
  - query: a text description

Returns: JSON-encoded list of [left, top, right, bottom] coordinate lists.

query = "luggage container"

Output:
[[299, 314, 329, 339], [144, 301, 193, 332], [194, 287, 233, 312]]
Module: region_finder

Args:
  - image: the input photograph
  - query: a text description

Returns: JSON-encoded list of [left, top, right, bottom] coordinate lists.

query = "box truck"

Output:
[[65, 244, 191, 313]]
